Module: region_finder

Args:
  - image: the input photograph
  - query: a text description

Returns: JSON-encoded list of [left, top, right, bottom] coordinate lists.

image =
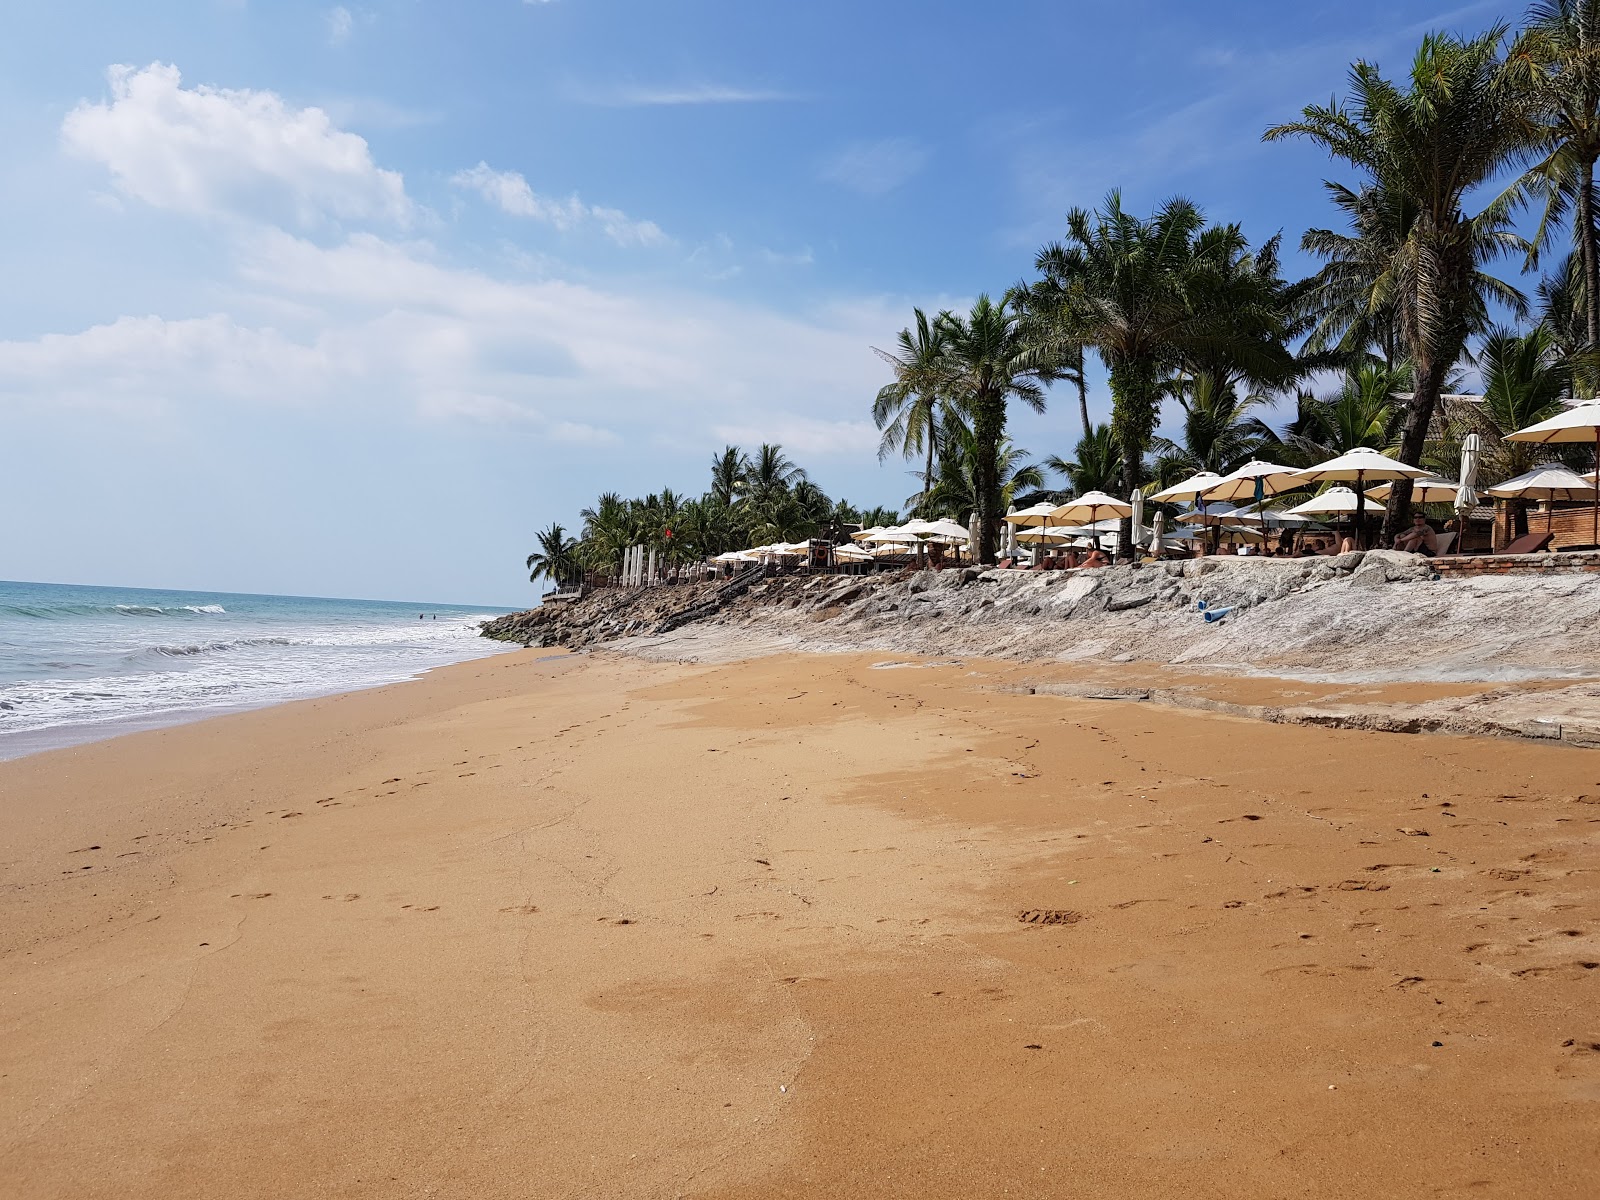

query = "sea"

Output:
[[0, 580, 519, 760]]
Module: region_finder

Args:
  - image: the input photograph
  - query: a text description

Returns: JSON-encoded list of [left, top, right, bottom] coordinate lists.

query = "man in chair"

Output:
[[1393, 511, 1439, 556]]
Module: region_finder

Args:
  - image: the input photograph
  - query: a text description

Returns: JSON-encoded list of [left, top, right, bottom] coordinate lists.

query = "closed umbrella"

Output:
[[1505, 402, 1600, 546], [1292, 447, 1430, 549], [1129, 489, 1145, 553], [1453, 433, 1481, 553], [1002, 506, 1017, 559], [1150, 509, 1166, 555], [1485, 463, 1597, 536]]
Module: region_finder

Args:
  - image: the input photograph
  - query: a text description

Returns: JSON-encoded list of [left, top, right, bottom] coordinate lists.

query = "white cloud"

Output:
[[326, 6, 354, 46], [0, 229, 899, 458], [62, 63, 411, 227], [821, 138, 930, 197], [578, 83, 799, 107], [450, 162, 666, 247]]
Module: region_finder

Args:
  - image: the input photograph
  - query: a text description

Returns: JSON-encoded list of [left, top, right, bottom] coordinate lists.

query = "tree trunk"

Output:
[[1384, 352, 1447, 546], [1076, 347, 1091, 440], [923, 405, 937, 517], [973, 393, 1005, 564], [1108, 359, 1158, 562], [1581, 157, 1599, 354]]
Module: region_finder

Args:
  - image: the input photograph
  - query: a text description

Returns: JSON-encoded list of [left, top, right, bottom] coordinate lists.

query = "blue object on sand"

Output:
[[1203, 606, 1233, 623]]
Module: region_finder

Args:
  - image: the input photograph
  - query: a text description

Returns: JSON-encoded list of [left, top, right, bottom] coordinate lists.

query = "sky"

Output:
[[0, 0, 1518, 606]]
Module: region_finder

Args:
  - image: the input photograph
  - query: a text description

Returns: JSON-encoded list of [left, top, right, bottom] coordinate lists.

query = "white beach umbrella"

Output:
[[1458, 433, 1481, 510], [1366, 477, 1462, 503], [1202, 460, 1303, 503], [1292, 447, 1429, 548], [1150, 509, 1166, 554], [1486, 463, 1597, 535], [850, 525, 885, 542], [860, 526, 910, 543], [1129, 488, 1145, 543], [1506, 403, 1600, 545], [1150, 470, 1225, 503], [1200, 461, 1304, 550], [1049, 490, 1133, 525], [918, 517, 971, 542], [1002, 506, 1017, 558], [1003, 500, 1060, 527], [1014, 527, 1077, 544], [1285, 486, 1387, 516]]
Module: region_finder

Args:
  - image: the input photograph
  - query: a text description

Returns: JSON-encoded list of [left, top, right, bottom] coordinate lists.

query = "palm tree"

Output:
[[936, 295, 1053, 561], [1148, 373, 1273, 478], [1512, 0, 1600, 350], [1044, 424, 1122, 496], [1027, 193, 1287, 556], [526, 522, 579, 592], [1436, 325, 1577, 534], [746, 443, 807, 503], [1280, 364, 1406, 465], [1296, 182, 1414, 368], [709, 445, 749, 507], [1266, 28, 1533, 540], [873, 308, 954, 511], [923, 412, 1046, 520]]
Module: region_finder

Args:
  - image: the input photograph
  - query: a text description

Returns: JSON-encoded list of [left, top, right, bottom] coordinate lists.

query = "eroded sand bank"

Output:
[[2, 648, 1597, 1198]]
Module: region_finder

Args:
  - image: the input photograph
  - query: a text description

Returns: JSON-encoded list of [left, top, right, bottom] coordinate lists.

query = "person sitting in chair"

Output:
[[1393, 512, 1439, 556]]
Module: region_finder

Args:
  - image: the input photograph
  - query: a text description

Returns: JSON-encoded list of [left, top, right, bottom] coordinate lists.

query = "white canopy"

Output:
[[1002, 501, 1061, 527], [1049, 490, 1134, 524], [859, 526, 911, 543], [1484, 464, 1598, 501], [850, 525, 886, 542], [916, 517, 971, 542], [1150, 470, 1224, 503], [1294, 446, 1431, 484], [1285, 486, 1386, 516], [1505, 401, 1600, 444], [1200, 460, 1302, 503], [1366, 477, 1461, 503]]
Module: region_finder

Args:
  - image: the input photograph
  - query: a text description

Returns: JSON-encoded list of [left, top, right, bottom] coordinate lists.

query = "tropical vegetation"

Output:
[[537, 3, 1600, 577]]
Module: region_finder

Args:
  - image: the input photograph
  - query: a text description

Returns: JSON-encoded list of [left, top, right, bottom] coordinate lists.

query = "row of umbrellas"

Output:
[[712, 401, 1600, 567]]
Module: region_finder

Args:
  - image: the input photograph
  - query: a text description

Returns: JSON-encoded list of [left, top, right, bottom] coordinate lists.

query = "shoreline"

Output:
[[4, 644, 1598, 1197], [0, 635, 519, 764]]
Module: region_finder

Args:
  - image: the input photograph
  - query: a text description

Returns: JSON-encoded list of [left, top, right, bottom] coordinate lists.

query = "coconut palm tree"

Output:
[[873, 308, 954, 511], [1266, 28, 1533, 540], [1026, 193, 1289, 555], [746, 443, 807, 504], [1148, 372, 1273, 478], [922, 411, 1046, 521], [935, 295, 1053, 561], [1512, 0, 1600, 350], [1279, 364, 1406, 465], [526, 523, 579, 592], [709, 445, 749, 507], [1044, 424, 1122, 496]]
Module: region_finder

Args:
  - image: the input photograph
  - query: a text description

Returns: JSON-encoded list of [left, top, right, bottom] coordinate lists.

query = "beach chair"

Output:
[[1431, 532, 1456, 556], [1497, 531, 1554, 556]]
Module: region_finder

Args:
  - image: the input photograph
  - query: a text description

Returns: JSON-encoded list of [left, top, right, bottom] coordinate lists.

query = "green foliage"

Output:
[[1044, 424, 1122, 496], [545, 444, 897, 577]]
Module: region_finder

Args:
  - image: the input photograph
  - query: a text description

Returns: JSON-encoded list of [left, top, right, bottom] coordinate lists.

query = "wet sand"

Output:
[[2, 647, 1598, 1198]]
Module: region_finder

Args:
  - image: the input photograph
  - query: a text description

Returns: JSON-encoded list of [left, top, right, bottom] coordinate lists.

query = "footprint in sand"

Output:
[[499, 904, 539, 915]]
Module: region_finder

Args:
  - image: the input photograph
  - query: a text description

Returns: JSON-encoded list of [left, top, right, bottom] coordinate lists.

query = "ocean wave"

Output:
[[142, 637, 293, 659], [1, 601, 228, 619]]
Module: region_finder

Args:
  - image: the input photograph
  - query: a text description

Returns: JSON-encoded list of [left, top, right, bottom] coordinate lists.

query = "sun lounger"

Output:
[[1497, 531, 1553, 556]]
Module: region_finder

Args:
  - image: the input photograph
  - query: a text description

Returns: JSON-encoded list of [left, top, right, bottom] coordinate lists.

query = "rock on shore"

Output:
[[484, 551, 1600, 683]]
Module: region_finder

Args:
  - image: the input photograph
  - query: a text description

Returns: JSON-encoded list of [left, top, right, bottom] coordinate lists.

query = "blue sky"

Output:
[[0, 0, 1514, 606]]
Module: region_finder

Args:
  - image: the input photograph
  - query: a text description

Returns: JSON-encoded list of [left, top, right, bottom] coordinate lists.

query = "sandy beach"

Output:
[[3, 646, 1598, 1198]]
